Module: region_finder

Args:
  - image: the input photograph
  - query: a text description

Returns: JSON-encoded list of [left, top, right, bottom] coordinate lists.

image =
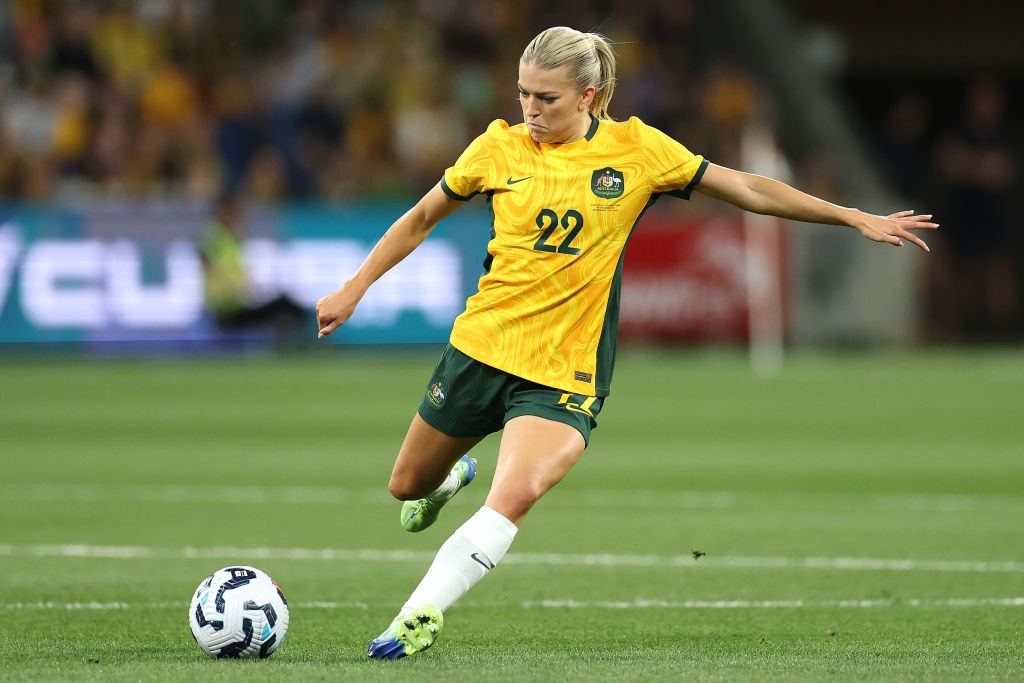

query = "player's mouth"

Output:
[[526, 123, 548, 140]]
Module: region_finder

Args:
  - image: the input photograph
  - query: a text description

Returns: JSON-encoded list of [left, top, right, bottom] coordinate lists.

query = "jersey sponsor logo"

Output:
[[506, 175, 533, 185], [427, 382, 446, 407], [591, 168, 624, 199]]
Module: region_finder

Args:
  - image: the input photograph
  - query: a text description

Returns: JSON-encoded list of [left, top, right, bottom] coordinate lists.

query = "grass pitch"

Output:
[[1, 348, 1022, 681]]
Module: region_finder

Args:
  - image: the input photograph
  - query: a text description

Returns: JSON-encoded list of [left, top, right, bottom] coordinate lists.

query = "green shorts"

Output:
[[417, 345, 603, 445]]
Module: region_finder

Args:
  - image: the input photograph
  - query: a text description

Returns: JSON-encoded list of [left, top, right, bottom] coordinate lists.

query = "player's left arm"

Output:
[[695, 162, 938, 252]]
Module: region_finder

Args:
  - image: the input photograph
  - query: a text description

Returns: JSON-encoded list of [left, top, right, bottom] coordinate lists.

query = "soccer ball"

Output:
[[188, 566, 290, 658]]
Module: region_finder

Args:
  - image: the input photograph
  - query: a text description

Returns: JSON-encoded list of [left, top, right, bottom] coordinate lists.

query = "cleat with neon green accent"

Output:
[[367, 606, 444, 660], [401, 455, 476, 532]]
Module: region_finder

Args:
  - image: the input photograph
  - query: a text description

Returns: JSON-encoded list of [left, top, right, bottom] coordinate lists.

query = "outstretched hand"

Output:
[[315, 283, 361, 339], [854, 210, 938, 252]]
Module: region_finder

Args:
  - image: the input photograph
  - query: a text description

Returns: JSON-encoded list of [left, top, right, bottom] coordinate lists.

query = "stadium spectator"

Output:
[[0, 1, 724, 204], [199, 192, 307, 343], [932, 75, 1019, 341], [314, 26, 936, 660], [876, 91, 934, 205]]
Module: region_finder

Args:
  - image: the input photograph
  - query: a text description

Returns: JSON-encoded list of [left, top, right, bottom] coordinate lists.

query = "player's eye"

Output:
[[516, 88, 555, 104]]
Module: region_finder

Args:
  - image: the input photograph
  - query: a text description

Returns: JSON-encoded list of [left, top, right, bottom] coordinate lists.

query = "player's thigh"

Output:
[[485, 415, 586, 525], [389, 413, 485, 500]]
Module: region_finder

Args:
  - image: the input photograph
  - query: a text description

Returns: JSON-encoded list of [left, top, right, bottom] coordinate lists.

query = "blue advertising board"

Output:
[[0, 202, 492, 350]]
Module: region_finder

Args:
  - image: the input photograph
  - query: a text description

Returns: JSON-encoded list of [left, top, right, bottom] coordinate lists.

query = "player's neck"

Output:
[[541, 114, 593, 148], [562, 113, 593, 144]]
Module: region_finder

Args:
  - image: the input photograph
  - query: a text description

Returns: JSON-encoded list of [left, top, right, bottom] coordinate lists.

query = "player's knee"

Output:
[[387, 476, 415, 501], [387, 472, 433, 501], [487, 479, 548, 523]]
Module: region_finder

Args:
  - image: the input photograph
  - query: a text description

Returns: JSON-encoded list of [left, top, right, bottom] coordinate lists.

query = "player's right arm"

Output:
[[316, 183, 463, 338]]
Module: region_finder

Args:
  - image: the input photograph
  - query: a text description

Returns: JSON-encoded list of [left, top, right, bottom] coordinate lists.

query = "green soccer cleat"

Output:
[[367, 606, 444, 660], [401, 455, 476, 532]]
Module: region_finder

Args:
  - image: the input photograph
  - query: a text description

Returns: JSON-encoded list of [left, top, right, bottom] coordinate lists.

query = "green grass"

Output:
[[1, 348, 1022, 681]]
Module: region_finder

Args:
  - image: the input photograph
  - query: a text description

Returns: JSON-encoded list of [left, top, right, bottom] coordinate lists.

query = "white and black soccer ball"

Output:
[[188, 566, 290, 659]]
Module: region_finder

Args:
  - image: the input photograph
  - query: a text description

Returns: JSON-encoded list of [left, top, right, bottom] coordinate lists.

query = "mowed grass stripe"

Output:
[[5, 597, 1024, 611], [3, 544, 1023, 573], [4, 483, 1023, 513]]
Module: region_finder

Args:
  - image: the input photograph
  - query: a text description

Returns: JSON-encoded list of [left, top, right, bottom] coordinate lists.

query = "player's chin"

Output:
[[527, 124, 548, 142]]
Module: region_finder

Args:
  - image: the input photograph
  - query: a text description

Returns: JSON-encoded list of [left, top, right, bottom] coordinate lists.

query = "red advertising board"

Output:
[[619, 213, 753, 343]]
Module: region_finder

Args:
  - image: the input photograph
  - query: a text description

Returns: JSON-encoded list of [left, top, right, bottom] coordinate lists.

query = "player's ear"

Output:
[[579, 85, 596, 111]]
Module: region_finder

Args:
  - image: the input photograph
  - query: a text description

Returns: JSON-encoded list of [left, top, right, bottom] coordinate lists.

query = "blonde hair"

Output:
[[521, 26, 617, 120]]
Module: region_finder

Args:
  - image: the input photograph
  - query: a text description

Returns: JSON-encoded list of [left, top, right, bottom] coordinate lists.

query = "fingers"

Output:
[[879, 211, 937, 253], [890, 228, 931, 252], [315, 304, 335, 337], [896, 214, 937, 253], [897, 232, 930, 252], [315, 302, 335, 339], [318, 320, 340, 339], [902, 215, 939, 229], [888, 211, 939, 229]]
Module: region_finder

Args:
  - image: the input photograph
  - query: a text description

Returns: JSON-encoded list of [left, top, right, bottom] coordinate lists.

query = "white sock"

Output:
[[429, 467, 461, 502], [400, 506, 518, 614]]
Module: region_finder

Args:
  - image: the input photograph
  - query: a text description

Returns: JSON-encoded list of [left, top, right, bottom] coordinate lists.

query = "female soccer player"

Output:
[[315, 26, 936, 659]]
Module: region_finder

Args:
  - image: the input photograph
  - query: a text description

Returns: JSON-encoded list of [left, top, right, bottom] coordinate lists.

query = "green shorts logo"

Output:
[[427, 382, 446, 407], [591, 168, 624, 199]]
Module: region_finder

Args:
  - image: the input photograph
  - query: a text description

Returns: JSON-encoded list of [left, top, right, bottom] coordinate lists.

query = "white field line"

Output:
[[3, 597, 1023, 611], [518, 597, 1024, 609], [3, 483, 1023, 513], [2, 544, 1023, 573]]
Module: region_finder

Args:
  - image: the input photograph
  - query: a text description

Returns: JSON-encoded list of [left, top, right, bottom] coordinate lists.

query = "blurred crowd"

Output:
[[0, 0, 1020, 340], [0, 0, 759, 203], [873, 76, 1022, 341]]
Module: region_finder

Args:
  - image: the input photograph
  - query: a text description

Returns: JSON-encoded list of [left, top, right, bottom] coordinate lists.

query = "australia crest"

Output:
[[591, 167, 624, 199], [427, 382, 446, 407]]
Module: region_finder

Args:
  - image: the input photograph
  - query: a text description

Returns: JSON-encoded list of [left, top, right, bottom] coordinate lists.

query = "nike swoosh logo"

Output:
[[471, 552, 495, 570], [506, 176, 532, 185]]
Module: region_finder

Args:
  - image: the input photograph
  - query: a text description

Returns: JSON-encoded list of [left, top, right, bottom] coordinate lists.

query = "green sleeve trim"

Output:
[[664, 157, 710, 200], [440, 176, 474, 201]]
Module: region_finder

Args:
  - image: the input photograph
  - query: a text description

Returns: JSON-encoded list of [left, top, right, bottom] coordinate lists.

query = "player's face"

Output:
[[518, 62, 594, 144]]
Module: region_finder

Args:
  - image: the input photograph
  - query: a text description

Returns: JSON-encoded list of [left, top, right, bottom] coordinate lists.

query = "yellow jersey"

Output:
[[441, 116, 708, 396]]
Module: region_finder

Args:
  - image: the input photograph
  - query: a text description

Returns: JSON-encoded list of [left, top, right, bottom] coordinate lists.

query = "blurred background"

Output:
[[0, 0, 1021, 354]]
